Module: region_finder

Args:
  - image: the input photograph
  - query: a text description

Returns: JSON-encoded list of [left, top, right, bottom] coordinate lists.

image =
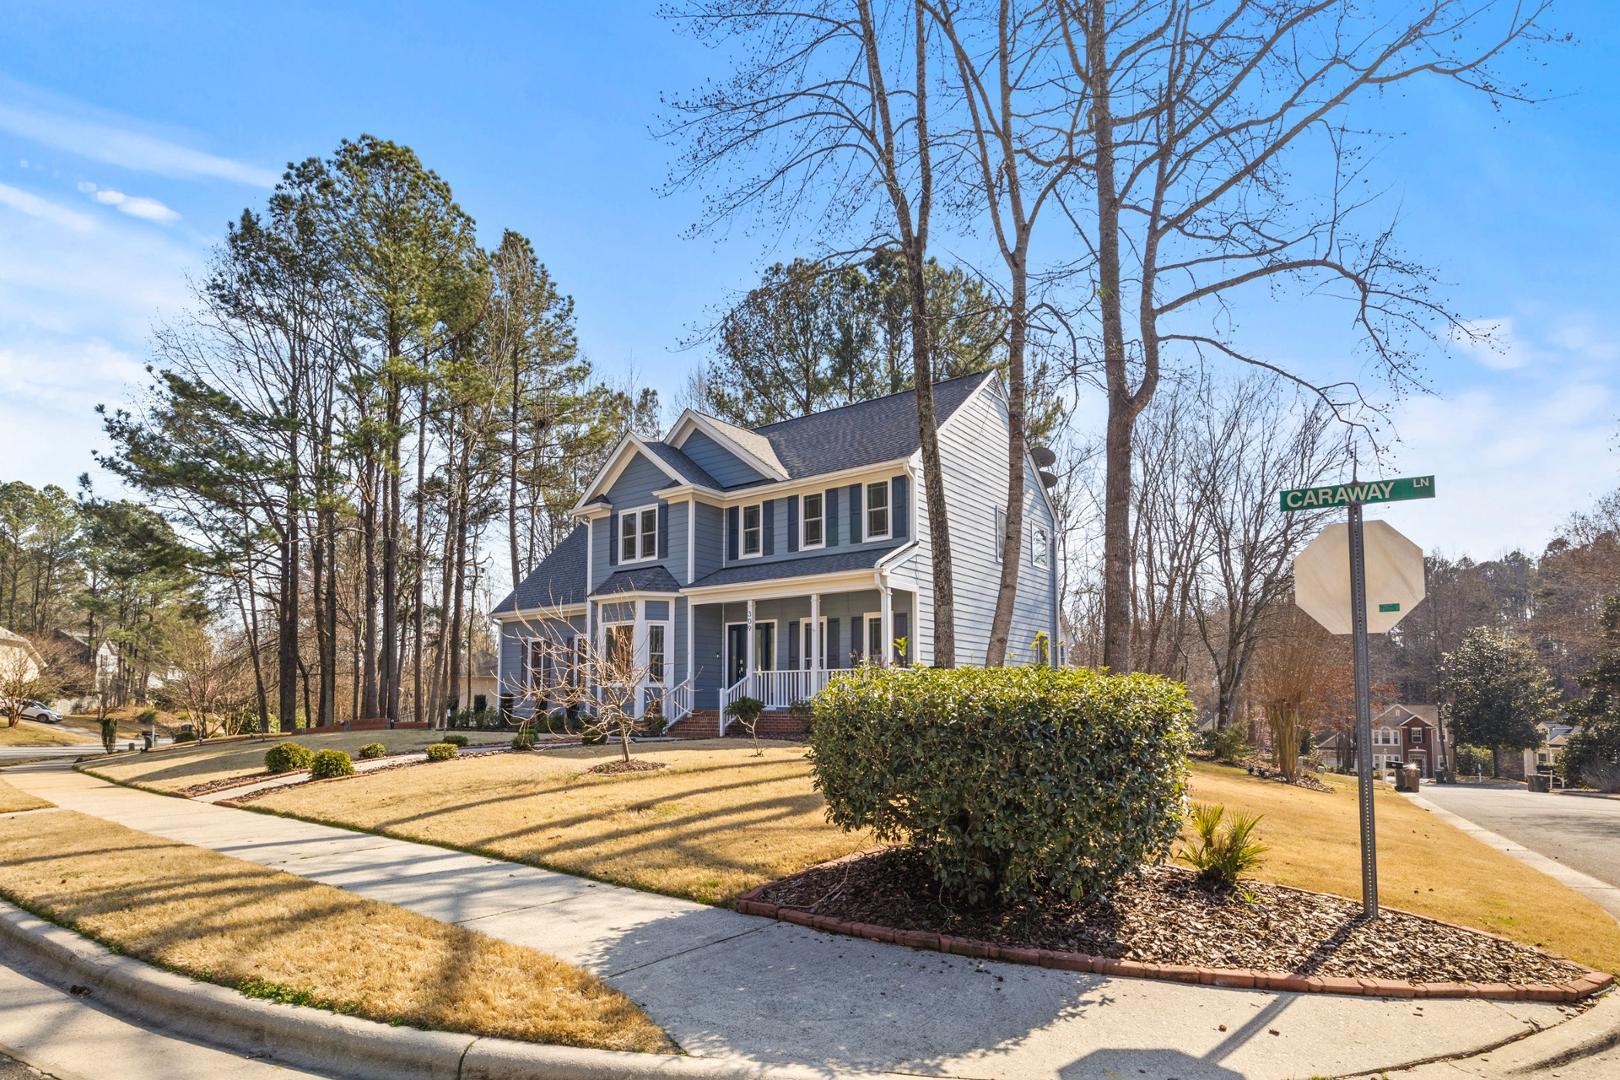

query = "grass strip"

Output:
[[0, 808, 674, 1053], [0, 777, 51, 813]]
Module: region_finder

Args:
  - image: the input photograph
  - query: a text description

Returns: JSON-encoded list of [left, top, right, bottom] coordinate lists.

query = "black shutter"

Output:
[[727, 506, 739, 560], [826, 488, 840, 546], [848, 483, 862, 543], [788, 620, 800, 668], [891, 476, 908, 539], [607, 513, 618, 566], [895, 612, 910, 665], [657, 503, 669, 559], [827, 618, 841, 669], [787, 496, 799, 553], [762, 499, 775, 556]]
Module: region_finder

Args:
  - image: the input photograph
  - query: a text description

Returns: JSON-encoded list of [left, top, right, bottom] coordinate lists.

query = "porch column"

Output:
[[685, 600, 694, 691], [634, 599, 645, 717], [810, 592, 821, 677], [746, 599, 757, 678], [880, 585, 894, 667]]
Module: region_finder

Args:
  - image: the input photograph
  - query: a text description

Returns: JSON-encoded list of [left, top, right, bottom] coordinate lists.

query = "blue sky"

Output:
[[1, 1, 1615, 562]]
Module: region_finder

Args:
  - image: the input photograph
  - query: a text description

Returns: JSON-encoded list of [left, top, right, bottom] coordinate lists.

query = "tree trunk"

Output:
[[985, 261, 1028, 666], [413, 382, 428, 724]]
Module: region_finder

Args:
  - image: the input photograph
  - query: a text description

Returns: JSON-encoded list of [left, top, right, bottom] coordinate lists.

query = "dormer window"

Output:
[[864, 480, 891, 541], [620, 505, 658, 563], [741, 503, 763, 557], [801, 492, 824, 549]]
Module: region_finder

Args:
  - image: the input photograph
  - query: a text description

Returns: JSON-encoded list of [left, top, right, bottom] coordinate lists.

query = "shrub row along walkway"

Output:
[[6, 765, 1578, 1080]]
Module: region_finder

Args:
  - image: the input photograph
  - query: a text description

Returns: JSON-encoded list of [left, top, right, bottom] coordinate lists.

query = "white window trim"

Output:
[[740, 502, 764, 559], [800, 492, 826, 551], [618, 504, 659, 564], [1031, 524, 1049, 569], [993, 506, 1006, 563], [646, 621, 672, 686], [862, 480, 892, 542], [862, 611, 882, 665]]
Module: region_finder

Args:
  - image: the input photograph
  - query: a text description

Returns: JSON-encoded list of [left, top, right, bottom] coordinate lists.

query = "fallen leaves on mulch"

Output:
[[753, 850, 1587, 986], [586, 759, 668, 776]]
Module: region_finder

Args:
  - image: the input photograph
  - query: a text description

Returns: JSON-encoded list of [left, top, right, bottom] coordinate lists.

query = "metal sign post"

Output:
[[1286, 475, 1434, 922], [1346, 501, 1378, 918]]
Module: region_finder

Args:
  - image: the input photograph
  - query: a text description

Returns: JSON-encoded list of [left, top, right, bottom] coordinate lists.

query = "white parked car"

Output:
[[18, 700, 62, 724]]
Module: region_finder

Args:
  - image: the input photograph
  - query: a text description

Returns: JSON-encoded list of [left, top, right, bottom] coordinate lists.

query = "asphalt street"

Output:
[[1418, 781, 1620, 889]]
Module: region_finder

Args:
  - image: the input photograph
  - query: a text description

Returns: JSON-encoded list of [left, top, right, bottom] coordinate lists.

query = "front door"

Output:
[[726, 624, 748, 685]]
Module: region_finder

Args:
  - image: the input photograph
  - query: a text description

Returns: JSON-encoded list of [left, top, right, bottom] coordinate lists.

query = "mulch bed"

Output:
[[586, 759, 668, 776], [746, 850, 1600, 995]]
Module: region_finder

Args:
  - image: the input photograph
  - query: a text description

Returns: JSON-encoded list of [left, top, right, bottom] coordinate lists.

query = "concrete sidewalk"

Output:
[[6, 766, 1580, 1080]]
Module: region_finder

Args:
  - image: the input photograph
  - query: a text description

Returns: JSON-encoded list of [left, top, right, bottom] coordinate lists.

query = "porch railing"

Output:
[[718, 669, 832, 733], [657, 679, 693, 726]]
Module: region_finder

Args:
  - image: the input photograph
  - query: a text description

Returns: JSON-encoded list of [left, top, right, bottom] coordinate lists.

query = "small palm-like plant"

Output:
[[1177, 803, 1267, 890]]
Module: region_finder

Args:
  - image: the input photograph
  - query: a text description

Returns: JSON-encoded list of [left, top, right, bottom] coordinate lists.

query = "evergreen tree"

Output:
[[1564, 596, 1620, 791], [1438, 627, 1561, 775]]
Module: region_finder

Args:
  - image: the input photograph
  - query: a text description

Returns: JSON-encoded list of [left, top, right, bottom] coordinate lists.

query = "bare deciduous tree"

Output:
[[1047, 0, 1554, 672]]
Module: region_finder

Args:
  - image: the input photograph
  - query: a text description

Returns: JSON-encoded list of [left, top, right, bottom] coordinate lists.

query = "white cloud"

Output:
[[0, 96, 277, 187], [80, 182, 182, 224], [1448, 316, 1529, 371], [0, 181, 95, 233], [1378, 382, 1617, 558]]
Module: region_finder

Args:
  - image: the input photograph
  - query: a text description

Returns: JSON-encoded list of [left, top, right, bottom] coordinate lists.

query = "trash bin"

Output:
[[1397, 763, 1422, 792], [141, 731, 154, 752], [1528, 773, 1551, 793]]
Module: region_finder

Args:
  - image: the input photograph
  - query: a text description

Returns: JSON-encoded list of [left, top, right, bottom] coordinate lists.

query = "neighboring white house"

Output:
[[0, 625, 44, 684], [1524, 721, 1577, 778]]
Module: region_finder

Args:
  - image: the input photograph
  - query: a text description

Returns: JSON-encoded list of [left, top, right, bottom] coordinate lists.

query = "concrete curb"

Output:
[[733, 888, 1615, 1005], [0, 900, 874, 1080]]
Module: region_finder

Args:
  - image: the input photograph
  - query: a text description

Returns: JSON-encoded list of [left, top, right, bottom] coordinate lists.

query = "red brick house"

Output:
[[1318, 703, 1439, 777]]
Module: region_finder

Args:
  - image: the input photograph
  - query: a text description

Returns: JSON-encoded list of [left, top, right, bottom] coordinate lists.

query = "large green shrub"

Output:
[[442, 733, 469, 748], [425, 742, 458, 762], [264, 742, 313, 774], [309, 749, 355, 780], [811, 665, 1192, 906], [356, 742, 387, 760]]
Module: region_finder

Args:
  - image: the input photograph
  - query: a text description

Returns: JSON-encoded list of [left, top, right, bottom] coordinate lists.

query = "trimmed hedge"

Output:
[[356, 742, 387, 760], [309, 749, 355, 780], [264, 742, 313, 774], [811, 665, 1193, 906], [442, 734, 469, 748], [425, 742, 459, 762]]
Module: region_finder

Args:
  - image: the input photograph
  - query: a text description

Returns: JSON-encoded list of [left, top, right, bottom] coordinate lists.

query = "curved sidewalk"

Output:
[[5, 765, 1578, 1080]]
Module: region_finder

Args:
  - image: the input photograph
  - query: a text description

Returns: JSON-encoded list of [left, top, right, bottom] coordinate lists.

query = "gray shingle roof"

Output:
[[639, 440, 720, 489], [591, 565, 682, 596], [688, 544, 902, 589], [749, 370, 993, 482], [492, 526, 588, 613]]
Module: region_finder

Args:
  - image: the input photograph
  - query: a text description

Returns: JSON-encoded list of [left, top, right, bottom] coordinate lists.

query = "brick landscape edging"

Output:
[[733, 887, 1615, 1003]]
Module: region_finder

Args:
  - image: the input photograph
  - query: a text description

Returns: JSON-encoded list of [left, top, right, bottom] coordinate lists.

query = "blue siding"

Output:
[[692, 502, 724, 582], [678, 429, 767, 488], [594, 451, 686, 590], [717, 480, 907, 573]]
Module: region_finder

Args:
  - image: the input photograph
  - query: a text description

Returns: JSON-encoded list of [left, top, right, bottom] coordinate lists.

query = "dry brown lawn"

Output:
[[85, 730, 492, 793], [0, 722, 87, 748], [253, 740, 876, 905], [0, 777, 50, 813], [1187, 763, 1620, 973], [253, 743, 1619, 971], [0, 808, 671, 1052]]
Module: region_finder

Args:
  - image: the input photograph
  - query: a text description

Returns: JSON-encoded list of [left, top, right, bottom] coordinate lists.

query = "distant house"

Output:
[[491, 372, 1063, 736], [1523, 722, 1576, 779], [1316, 704, 1439, 777], [0, 625, 44, 684], [46, 629, 118, 710]]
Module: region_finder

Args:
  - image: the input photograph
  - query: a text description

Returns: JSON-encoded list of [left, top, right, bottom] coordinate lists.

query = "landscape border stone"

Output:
[[0, 898, 894, 1080], [732, 885, 1615, 1004]]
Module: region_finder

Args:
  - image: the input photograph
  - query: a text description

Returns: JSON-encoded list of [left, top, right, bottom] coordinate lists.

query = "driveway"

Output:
[[1416, 782, 1620, 906], [3, 764, 1571, 1080]]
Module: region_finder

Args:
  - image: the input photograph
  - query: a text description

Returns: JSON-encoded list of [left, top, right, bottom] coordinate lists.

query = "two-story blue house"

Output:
[[491, 370, 1062, 735]]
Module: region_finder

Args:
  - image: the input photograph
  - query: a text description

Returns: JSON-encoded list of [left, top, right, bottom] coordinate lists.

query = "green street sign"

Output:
[[1279, 475, 1435, 513]]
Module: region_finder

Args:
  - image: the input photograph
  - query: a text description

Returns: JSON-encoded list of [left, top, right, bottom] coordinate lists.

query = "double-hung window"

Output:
[[801, 492, 824, 549], [1410, 728, 1424, 744], [864, 480, 891, 541], [619, 505, 658, 563], [1031, 526, 1049, 569], [741, 503, 763, 557], [993, 507, 1007, 562]]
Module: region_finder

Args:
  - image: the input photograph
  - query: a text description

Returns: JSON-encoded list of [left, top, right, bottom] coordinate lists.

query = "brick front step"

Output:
[[664, 709, 813, 739]]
